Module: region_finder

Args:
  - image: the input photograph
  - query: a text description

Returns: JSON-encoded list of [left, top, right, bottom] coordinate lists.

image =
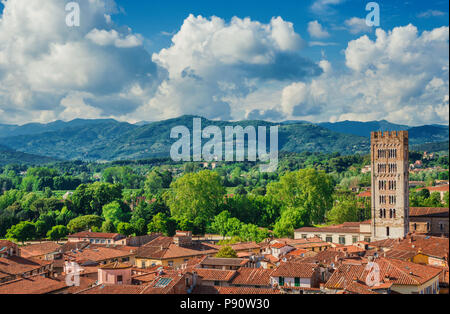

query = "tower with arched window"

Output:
[[371, 131, 409, 240]]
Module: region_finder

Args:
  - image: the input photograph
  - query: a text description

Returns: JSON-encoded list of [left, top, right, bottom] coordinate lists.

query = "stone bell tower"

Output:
[[371, 131, 409, 241]]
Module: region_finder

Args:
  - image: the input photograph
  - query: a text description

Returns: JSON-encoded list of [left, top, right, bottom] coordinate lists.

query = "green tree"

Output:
[[216, 246, 238, 258], [72, 182, 123, 215], [102, 201, 130, 226], [117, 222, 135, 236], [273, 207, 308, 238], [147, 213, 176, 236], [34, 220, 49, 241], [47, 225, 68, 242], [101, 220, 117, 233], [166, 170, 225, 228], [267, 169, 334, 225], [327, 196, 362, 224], [6, 221, 36, 244], [67, 215, 103, 233]]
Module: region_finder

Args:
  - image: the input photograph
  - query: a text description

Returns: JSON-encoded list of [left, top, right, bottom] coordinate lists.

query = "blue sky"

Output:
[[0, 0, 448, 125], [112, 0, 449, 68]]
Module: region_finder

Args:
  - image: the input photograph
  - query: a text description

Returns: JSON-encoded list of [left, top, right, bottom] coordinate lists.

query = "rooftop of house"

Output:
[[409, 207, 449, 217], [371, 234, 449, 259], [194, 268, 236, 282], [418, 184, 449, 192], [64, 246, 135, 264], [199, 256, 249, 267], [78, 284, 148, 294], [325, 257, 442, 288], [216, 286, 280, 294], [100, 261, 133, 270], [68, 231, 124, 239], [136, 236, 218, 260], [0, 274, 66, 294], [0, 255, 51, 276], [20, 242, 62, 258], [271, 261, 319, 278], [230, 267, 273, 286]]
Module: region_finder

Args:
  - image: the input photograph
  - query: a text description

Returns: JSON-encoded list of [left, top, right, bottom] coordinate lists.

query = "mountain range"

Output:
[[0, 117, 448, 163]]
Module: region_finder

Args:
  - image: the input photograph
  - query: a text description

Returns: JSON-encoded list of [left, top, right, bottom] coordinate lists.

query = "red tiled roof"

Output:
[[79, 284, 147, 294], [20, 242, 62, 258], [271, 243, 288, 249], [357, 190, 371, 198], [271, 262, 318, 278], [325, 257, 442, 289], [231, 267, 273, 286], [409, 207, 448, 217], [194, 268, 236, 282], [0, 275, 66, 294], [136, 237, 218, 260], [418, 185, 449, 192], [68, 232, 122, 239], [217, 286, 280, 294], [0, 256, 51, 276], [64, 246, 134, 264]]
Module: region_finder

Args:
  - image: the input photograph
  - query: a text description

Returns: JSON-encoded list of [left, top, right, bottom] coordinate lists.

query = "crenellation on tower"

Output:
[[371, 130, 409, 241]]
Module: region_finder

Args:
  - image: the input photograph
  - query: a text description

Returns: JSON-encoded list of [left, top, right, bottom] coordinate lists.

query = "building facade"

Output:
[[371, 131, 410, 241]]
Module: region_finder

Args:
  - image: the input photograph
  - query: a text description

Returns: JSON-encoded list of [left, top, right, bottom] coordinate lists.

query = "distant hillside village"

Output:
[[0, 131, 449, 294]]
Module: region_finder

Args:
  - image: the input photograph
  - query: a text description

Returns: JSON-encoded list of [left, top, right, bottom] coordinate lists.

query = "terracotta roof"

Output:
[[200, 257, 248, 267], [79, 284, 147, 294], [271, 262, 319, 278], [100, 262, 133, 270], [217, 286, 280, 294], [0, 240, 17, 251], [0, 256, 51, 276], [391, 235, 449, 259], [64, 246, 134, 264], [231, 267, 273, 286], [409, 207, 448, 217], [297, 250, 345, 266], [0, 274, 66, 294], [357, 190, 371, 198], [325, 258, 442, 288], [20, 242, 62, 258], [194, 268, 236, 282], [230, 242, 260, 251], [271, 243, 288, 249], [136, 237, 218, 260], [296, 222, 369, 235], [340, 281, 380, 294], [418, 185, 449, 192], [263, 254, 279, 264], [142, 272, 188, 294], [287, 249, 309, 257], [68, 232, 123, 239]]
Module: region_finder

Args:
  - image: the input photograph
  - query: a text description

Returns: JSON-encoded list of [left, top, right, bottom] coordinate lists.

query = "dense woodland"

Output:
[[0, 151, 448, 244]]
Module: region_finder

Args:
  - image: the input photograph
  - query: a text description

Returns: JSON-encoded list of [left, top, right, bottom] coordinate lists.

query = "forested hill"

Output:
[[0, 144, 58, 166], [0, 116, 447, 162]]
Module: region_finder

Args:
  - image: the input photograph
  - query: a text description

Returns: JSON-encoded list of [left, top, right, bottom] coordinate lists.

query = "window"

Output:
[[279, 277, 285, 286], [168, 261, 174, 267], [214, 281, 220, 286], [295, 277, 300, 287], [142, 261, 146, 268], [440, 223, 444, 231], [302, 234, 307, 239], [352, 236, 358, 244], [326, 236, 332, 243], [386, 227, 390, 237], [364, 237, 371, 243], [427, 222, 430, 231], [339, 236, 346, 245], [117, 275, 123, 284], [414, 223, 417, 231]]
